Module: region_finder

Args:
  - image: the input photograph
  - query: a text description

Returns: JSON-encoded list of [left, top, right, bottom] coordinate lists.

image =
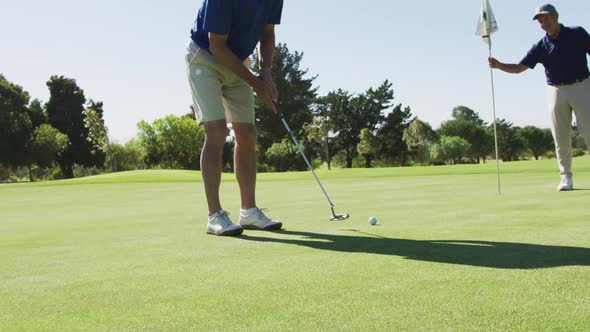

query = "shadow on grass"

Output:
[[240, 230, 590, 269]]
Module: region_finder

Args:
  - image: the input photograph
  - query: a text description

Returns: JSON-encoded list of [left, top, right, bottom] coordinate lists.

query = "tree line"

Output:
[[0, 74, 107, 181], [1, 44, 587, 182]]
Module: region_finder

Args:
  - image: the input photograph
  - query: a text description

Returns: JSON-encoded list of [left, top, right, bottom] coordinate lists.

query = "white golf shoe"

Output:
[[556, 175, 574, 191], [239, 208, 283, 230], [207, 210, 243, 236]]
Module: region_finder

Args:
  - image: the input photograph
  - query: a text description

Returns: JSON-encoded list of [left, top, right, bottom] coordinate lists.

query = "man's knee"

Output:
[[204, 121, 229, 147], [233, 123, 257, 147]]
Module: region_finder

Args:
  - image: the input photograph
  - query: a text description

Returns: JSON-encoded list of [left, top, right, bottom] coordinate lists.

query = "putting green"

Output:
[[1, 157, 589, 330]]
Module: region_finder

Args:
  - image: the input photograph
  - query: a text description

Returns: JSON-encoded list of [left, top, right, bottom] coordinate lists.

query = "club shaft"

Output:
[[279, 113, 335, 208]]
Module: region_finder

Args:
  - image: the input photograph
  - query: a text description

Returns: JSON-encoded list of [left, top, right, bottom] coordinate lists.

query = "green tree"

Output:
[[46, 76, 105, 178], [105, 139, 145, 172], [377, 104, 413, 166], [84, 100, 109, 152], [0, 75, 33, 167], [28, 98, 47, 128], [518, 126, 554, 160], [431, 135, 472, 165], [137, 115, 205, 170], [304, 99, 333, 170], [329, 81, 396, 168], [323, 89, 354, 167], [357, 128, 380, 168], [451, 106, 486, 126], [30, 124, 69, 180], [491, 119, 526, 161], [440, 120, 490, 163], [440, 106, 493, 163], [266, 138, 297, 172], [403, 117, 438, 164], [137, 120, 159, 166]]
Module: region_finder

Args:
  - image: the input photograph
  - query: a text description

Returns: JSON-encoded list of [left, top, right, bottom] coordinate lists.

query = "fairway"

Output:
[[2, 158, 590, 330]]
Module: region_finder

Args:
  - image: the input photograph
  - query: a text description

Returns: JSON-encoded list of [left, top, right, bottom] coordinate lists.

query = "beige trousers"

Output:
[[185, 40, 255, 124], [547, 78, 590, 175]]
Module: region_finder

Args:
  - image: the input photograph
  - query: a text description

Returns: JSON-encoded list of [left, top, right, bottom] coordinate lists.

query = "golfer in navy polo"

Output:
[[489, 4, 590, 191], [185, 0, 284, 236]]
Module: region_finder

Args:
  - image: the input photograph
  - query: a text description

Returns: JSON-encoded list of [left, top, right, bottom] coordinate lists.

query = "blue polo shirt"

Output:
[[520, 25, 590, 86], [190, 0, 284, 61]]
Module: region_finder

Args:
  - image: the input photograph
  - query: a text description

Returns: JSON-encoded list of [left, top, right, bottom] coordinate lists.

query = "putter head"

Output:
[[330, 213, 350, 221]]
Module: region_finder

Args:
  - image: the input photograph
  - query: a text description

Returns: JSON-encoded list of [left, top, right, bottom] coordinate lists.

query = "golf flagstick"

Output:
[[488, 43, 502, 195], [273, 103, 350, 221], [476, 0, 502, 195]]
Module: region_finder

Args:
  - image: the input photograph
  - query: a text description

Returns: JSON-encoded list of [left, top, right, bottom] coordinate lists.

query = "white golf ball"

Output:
[[369, 216, 377, 225]]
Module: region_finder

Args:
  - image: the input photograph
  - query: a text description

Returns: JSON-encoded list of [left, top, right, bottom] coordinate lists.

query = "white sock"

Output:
[[240, 207, 258, 217]]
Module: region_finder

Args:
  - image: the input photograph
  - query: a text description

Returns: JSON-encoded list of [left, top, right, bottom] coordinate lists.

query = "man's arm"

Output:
[[258, 24, 278, 103], [208, 33, 259, 87], [209, 32, 277, 112], [489, 57, 529, 74]]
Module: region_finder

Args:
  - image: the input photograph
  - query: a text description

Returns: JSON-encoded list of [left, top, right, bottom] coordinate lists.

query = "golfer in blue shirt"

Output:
[[185, 0, 284, 236], [489, 4, 590, 191]]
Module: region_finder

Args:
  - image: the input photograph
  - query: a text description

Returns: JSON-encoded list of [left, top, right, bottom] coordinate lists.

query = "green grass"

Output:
[[2, 157, 590, 330]]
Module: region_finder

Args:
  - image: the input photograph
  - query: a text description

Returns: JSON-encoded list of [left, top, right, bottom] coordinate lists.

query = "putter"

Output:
[[274, 104, 350, 221]]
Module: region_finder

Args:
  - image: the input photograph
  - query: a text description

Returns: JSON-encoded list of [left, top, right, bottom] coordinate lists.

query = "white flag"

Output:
[[475, 0, 499, 46]]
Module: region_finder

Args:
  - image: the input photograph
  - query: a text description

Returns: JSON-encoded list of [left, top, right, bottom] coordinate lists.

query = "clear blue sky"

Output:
[[2, 0, 589, 143]]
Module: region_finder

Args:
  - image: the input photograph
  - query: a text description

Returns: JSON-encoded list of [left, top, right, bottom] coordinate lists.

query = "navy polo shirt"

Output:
[[190, 0, 284, 61], [520, 25, 590, 86]]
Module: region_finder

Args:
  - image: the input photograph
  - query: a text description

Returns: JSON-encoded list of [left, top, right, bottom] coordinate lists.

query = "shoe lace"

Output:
[[218, 211, 233, 227], [256, 207, 272, 222]]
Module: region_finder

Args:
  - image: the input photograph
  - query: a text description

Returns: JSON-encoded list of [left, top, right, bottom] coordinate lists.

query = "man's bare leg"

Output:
[[232, 122, 257, 210], [202, 120, 229, 215]]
